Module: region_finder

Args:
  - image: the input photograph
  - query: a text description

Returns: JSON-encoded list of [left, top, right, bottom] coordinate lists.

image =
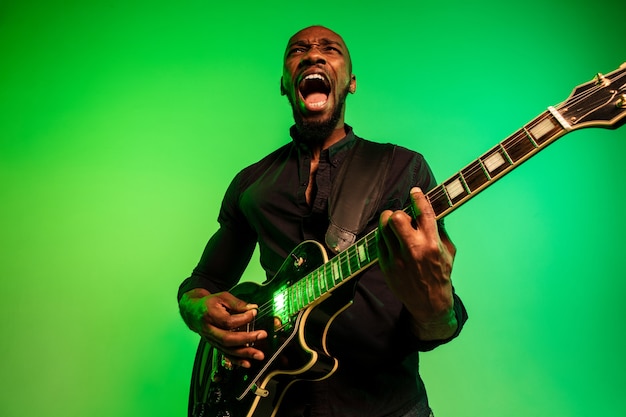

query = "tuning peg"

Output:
[[617, 94, 626, 109], [595, 72, 611, 87]]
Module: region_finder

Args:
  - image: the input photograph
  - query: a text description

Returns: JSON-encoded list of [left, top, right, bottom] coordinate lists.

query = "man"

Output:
[[178, 25, 467, 417]]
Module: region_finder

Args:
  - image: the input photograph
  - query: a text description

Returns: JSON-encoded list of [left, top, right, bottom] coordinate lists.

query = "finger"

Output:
[[217, 324, 268, 347], [217, 335, 267, 369], [410, 187, 438, 237], [219, 291, 259, 314], [222, 307, 262, 332], [224, 346, 265, 369], [224, 343, 266, 361], [208, 295, 260, 330], [220, 347, 264, 369], [378, 209, 398, 258]]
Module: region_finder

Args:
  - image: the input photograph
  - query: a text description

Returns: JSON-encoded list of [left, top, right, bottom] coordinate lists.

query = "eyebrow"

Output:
[[287, 38, 345, 50]]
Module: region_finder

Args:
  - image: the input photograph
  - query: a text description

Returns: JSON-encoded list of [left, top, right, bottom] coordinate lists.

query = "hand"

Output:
[[179, 288, 268, 368], [378, 187, 457, 340]]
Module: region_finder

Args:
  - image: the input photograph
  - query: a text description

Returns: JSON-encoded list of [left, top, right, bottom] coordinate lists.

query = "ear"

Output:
[[349, 74, 357, 94], [280, 77, 287, 96]]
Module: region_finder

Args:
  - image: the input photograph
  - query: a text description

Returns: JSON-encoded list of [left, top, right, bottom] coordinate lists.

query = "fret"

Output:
[[503, 129, 537, 163], [293, 279, 302, 308], [293, 281, 301, 311], [318, 269, 327, 294], [306, 275, 314, 302], [339, 251, 351, 279], [366, 233, 378, 260], [323, 262, 334, 287], [498, 143, 513, 165], [293, 284, 300, 312], [461, 160, 490, 193], [299, 278, 308, 306], [523, 127, 539, 147], [480, 145, 512, 179], [357, 241, 368, 265], [313, 273, 321, 299], [332, 261, 340, 284], [296, 278, 304, 306], [444, 173, 470, 206], [288, 286, 294, 314], [428, 185, 452, 218], [348, 246, 360, 273], [526, 112, 563, 146], [324, 264, 334, 291], [303, 277, 310, 303]]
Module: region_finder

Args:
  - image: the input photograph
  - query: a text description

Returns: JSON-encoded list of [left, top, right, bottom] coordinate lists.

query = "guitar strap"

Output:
[[325, 138, 396, 253]]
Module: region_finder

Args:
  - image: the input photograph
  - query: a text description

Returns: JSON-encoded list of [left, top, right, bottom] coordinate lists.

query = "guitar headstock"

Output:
[[557, 63, 626, 131]]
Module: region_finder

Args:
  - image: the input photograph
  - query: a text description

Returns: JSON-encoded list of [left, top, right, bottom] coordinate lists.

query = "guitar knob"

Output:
[[617, 94, 626, 108]]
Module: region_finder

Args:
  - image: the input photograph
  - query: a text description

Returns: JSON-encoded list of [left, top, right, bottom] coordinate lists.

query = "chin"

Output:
[[291, 93, 348, 145], [294, 112, 340, 145]]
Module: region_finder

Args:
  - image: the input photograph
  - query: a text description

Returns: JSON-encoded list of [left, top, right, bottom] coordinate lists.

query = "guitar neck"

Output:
[[283, 109, 571, 315], [427, 108, 569, 219], [283, 60, 626, 315]]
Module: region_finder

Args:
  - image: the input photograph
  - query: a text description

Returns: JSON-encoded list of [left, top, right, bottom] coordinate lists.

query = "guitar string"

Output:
[[251, 68, 626, 325], [425, 70, 626, 210], [253, 232, 380, 322]]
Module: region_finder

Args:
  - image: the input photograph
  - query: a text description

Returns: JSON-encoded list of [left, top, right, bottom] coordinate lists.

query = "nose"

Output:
[[300, 45, 326, 66]]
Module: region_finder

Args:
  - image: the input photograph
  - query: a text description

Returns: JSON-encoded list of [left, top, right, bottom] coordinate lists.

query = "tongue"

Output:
[[304, 92, 328, 108]]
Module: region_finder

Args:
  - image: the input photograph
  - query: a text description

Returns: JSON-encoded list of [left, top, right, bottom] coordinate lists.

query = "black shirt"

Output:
[[179, 125, 467, 417]]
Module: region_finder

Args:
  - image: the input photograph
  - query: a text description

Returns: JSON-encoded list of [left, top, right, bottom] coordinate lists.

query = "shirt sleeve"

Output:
[[414, 291, 469, 352]]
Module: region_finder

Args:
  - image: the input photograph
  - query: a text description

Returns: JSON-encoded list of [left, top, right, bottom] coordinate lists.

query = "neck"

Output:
[[292, 121, 348, 160], [309, 124, 347, 159]]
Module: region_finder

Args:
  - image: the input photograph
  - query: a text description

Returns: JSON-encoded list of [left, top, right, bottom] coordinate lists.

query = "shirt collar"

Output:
[[290, 124, 357, 165]]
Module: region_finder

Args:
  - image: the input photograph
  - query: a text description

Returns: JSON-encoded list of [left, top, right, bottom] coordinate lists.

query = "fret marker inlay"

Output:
[[357, 244, 367, 263], [530, 118, 555, 139], [484, 152, 505, 173], [445, 178, 465, 200]]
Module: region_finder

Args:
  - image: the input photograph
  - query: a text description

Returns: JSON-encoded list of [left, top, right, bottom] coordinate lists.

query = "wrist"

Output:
[[410, 306, 458, 341], [179, 288, 211, 333]]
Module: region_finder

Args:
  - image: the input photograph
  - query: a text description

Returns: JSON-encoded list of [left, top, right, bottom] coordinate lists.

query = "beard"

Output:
[[290, 84, 350, 146]]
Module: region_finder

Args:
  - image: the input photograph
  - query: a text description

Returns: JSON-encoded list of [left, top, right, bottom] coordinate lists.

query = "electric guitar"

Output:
[[188, 63, 626, 417]]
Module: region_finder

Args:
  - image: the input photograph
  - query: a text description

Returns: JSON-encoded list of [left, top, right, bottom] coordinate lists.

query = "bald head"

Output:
[[284, 26, 352, 73]]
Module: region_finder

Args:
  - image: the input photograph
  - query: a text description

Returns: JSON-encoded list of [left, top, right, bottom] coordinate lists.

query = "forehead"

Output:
[[285, 26, 348, 51]]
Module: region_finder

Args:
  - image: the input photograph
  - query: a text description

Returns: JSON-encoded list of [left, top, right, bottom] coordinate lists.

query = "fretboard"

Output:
[[279, 108, 570, 318], [427, 108, 569, 219]]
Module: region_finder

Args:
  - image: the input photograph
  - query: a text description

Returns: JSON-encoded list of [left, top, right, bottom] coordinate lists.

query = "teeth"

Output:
[[304, 73, 326, 81]]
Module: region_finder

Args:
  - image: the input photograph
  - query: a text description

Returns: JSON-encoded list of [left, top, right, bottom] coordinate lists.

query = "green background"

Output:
[[1, 1, 625, 416]]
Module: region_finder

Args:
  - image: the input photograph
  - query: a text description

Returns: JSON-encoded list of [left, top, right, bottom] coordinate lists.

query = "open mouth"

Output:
[[298, 73, 331, 110]]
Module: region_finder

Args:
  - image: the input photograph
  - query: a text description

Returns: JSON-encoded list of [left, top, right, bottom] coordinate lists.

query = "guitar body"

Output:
[[189, 240, 354, 417]]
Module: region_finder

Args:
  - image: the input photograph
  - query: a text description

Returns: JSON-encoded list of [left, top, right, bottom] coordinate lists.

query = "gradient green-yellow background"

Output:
[[2, 1, 625, 416]]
